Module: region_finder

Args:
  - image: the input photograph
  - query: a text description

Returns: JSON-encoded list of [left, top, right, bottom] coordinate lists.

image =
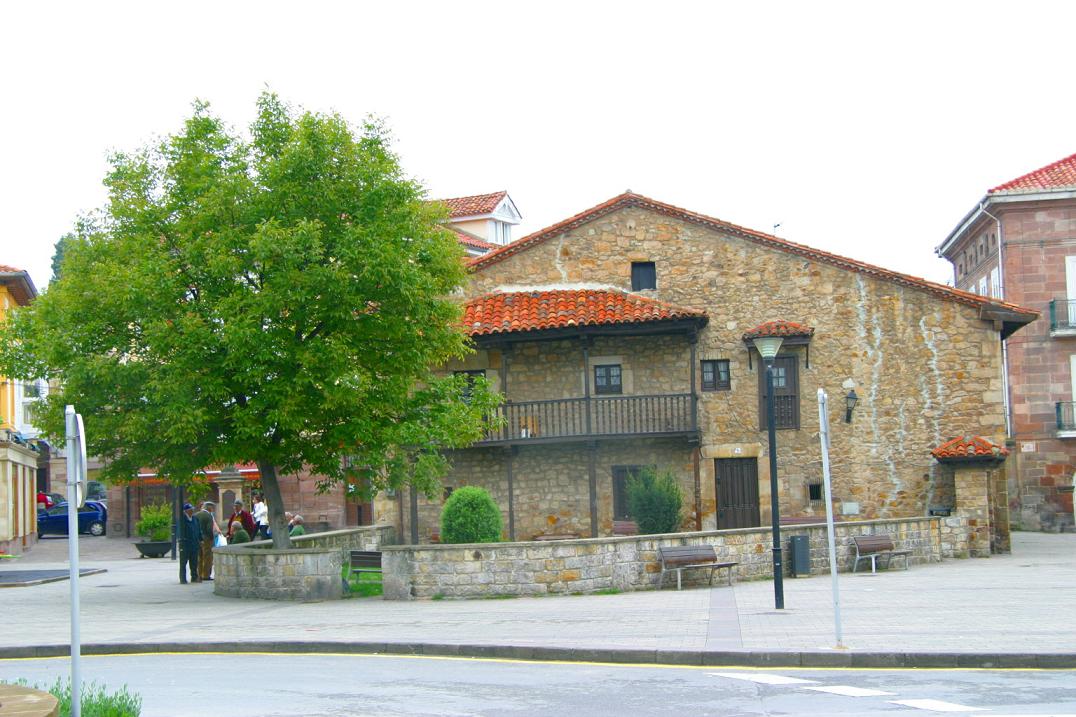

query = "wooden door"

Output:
[[715, 458, 760, 529]]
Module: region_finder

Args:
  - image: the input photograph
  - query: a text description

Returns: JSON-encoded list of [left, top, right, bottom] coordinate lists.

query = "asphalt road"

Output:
[[3, 653, 1075, 716]]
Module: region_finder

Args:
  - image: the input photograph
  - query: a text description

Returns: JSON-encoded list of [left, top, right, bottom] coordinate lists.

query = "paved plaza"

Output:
[[1, 532, 1074, 665]]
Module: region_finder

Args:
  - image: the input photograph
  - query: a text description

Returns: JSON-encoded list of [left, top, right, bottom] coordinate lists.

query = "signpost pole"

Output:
[[817, 389, 844, 649], [64, 406, 82, 716]]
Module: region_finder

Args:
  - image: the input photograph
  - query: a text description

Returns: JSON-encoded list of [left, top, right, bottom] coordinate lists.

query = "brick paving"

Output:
[[1, 531, 1073, 658]]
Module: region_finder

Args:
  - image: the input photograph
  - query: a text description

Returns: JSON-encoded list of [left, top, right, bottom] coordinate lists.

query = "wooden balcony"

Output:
[[475, 393, 697, 446]]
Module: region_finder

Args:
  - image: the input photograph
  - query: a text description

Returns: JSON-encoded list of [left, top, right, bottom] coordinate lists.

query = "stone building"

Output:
[[380, 191, 1036, 549], [936, 152, 1076, 531]]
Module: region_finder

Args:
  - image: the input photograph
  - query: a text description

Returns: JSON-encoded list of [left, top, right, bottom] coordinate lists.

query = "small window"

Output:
[[594, 364, 622, 395], [758, 355, 799, 430], [630, 262, 656, 291], [701, 359, 731, 391], [453, 370, 485, 402], [808, 483, 823, 501]]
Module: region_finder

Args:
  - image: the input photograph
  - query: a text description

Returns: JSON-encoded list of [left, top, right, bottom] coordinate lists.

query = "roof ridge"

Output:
[[469, 192, 1037, 317]]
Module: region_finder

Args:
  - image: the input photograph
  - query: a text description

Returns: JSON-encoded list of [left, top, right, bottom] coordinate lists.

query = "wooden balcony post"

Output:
[[689, 332, 698, 432], [582, 337, 593, 436], [588, 440, 598, 537], [506, 446, 517, 541]]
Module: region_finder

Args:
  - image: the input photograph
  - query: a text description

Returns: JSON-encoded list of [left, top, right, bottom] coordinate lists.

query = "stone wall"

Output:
[[459, 204, 1010, 533], [382, 517, 950, 599], [399, 439, 695, 542], [214, 525, 394, 601]]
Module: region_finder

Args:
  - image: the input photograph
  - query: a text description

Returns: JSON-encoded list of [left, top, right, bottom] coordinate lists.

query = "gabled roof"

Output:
[[0, 264, 38, 306], [931, 436, 1009, 462], [742, 320, 815, 340], [989, 152, 1076, 194], [468, 192, 1037, 337], [463, 288, 706, 338], [440, 191, 509, 219]]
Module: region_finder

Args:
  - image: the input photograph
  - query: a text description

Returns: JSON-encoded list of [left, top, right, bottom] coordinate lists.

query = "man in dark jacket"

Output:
[[178, 502, 202, 584]]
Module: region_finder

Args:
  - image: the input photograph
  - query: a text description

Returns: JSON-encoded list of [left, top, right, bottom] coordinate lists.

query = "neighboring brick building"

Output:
[[379, 192, 1036, 548], [936, 152, 1076, 531]]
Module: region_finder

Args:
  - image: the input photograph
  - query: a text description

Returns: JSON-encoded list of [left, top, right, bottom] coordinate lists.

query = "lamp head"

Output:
[[754, 336, 784, 360]]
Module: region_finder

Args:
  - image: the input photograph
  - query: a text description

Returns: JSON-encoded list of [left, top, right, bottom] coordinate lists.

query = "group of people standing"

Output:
[[176, 494, 308, 584]]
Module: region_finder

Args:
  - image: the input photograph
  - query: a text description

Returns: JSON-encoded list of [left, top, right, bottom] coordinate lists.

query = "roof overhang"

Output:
[[979, 302, 1037, 340], [937, 189, 1076, 257], [0, 269, 38, 306], [471, 315, 709, 347]]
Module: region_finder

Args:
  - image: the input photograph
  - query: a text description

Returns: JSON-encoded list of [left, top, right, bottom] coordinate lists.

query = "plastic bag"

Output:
[[214, 533, 227, 548]]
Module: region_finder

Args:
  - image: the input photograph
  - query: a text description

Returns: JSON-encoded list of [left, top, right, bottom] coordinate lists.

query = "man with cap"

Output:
[[178, 502, 202, 584], [194, 501, 218, 581], [226, 499, 257, 542]]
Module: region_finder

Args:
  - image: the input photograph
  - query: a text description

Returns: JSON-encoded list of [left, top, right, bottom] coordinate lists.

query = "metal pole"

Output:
[[817, 389, 844, 648], [64, 406, 81, 717], [766, 359, 784, 609]]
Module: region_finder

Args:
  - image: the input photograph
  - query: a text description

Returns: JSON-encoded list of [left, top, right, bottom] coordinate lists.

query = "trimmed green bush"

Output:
[[626, 467, 683, 534], [134, 502, 172, 542], [440, 486, 502, 543]]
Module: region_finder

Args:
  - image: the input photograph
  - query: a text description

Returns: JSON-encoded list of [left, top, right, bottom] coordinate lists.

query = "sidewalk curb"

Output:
[[2, 642, 1073, 669]]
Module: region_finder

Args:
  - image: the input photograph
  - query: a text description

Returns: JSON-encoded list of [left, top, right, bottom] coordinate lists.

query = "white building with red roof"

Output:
[[437, 191, 521, 256], [937, 151, 1076, 531]]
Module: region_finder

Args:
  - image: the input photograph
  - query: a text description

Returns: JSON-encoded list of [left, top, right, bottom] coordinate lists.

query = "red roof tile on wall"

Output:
[[463, 289, 706, 337], [452, 227, 497, 252], [468, 192, 1037, 320], [989, 152, 1076, 193], [742, 320, 815, 340], [440, 191, 508, 218], [931, 436, 1009, 460]]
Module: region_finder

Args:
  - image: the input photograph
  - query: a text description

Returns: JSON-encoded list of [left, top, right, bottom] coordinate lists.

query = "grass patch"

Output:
[[340, 562, 383, 598], [592, 587, 621, 595], [431, 592, 445, 600], [14, 678, 141, 716], [480, 593, 518, 600]]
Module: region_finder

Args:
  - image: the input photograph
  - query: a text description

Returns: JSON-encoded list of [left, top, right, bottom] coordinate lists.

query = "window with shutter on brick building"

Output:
[[701, 359, 731, 391], [758, 355, 799, 430], [630, 262, 656, 291], [594, 364, 623, 394]]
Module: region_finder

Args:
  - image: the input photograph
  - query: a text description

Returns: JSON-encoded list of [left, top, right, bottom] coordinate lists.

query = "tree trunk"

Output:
[[257, 461, 292, 549]]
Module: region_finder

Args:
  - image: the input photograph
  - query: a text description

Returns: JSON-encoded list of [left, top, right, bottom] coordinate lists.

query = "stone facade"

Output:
[[214, 525, 393, 601], [388, 196, 1024, 545], [938, 176, 1076, 532], [382, 516, 950, 599]]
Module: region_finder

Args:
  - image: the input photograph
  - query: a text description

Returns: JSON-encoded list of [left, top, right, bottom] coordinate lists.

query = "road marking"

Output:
[[804, 685, 894, 697], [889, 698, 985, 712], [709, 672, 817, 685]]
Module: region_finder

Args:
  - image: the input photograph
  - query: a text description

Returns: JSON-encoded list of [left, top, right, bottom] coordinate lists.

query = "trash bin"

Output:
[[788, 535, 811, 577]]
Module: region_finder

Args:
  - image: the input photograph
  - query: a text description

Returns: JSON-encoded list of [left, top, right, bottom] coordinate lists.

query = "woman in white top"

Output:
[[252, 494, 269, 540]]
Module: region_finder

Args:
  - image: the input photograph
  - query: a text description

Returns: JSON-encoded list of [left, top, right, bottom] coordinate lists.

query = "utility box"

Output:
[[788, 535, 811, 577]]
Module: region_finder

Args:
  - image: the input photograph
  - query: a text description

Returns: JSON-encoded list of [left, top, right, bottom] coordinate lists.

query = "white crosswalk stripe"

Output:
[[708, 672, 818, 685], [804, 685, 895, 697], [888, 698, 985, 712]]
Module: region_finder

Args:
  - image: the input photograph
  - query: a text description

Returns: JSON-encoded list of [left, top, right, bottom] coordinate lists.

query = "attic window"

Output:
[[631, 262, 656, 291]]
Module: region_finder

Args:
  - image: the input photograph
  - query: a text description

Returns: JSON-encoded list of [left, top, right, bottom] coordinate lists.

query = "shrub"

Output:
[[134, 502, 172, 542], [22, 678, 142, 717], [626, 467, 683, 534], [440, 486, 502, 544]]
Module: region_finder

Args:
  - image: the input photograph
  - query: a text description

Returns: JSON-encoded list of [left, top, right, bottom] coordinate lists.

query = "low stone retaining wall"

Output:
[[214, 525, 395, 601], [383, 517, 953, 600]]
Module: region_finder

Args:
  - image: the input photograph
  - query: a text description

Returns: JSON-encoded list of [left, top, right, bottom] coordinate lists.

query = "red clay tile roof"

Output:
[[989, 152, 1076, 194], [463, 289, 706, 337], [440, 191, 508, 219], [468, 192, 1037, 321], [0, 264, 26, 273], [931, 436, 1010, 461], [452, 227, 497, 252], [0, 264, 38, 305], [742, 320, 815, 340]]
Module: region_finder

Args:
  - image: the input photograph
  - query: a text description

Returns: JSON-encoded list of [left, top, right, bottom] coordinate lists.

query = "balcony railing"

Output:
[[478, 393, 696, 444], [1049, 300, 1076, 334], [1057, 402, 1076, 435]]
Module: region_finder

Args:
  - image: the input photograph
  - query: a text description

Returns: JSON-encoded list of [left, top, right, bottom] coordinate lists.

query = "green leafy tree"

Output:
[[50, 233, 77, 283], [440, 486, 502, 543], [626, 467, 683, 534], [0, 94, 499, 547]]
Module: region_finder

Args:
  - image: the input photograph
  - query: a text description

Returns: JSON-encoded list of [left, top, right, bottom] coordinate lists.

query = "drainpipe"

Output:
[[980, 201, 1012, 439]]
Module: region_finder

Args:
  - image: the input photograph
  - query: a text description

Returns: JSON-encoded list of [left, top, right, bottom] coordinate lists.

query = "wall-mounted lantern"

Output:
[[845, 389, 859, 423]]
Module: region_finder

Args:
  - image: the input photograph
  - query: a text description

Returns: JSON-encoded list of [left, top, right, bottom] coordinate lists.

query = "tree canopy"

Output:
[[0, 93, 498, 546]]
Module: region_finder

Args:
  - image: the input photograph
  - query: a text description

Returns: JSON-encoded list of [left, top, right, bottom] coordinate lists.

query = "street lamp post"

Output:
[[755, 335, 785, 610]]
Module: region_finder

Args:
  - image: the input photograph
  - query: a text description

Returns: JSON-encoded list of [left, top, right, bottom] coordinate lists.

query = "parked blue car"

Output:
[[37, 501, 108, 537]]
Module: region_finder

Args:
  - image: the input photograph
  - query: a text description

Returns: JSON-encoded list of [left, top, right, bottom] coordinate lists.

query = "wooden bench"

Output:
[[851, 534, 911, 574], [657, 545, 737, 590], [612, 520, 638, 536], [349, 550, 383, 577]]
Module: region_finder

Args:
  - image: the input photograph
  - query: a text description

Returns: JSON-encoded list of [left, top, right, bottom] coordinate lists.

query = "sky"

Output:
[[2, 1, 1074, 291]]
